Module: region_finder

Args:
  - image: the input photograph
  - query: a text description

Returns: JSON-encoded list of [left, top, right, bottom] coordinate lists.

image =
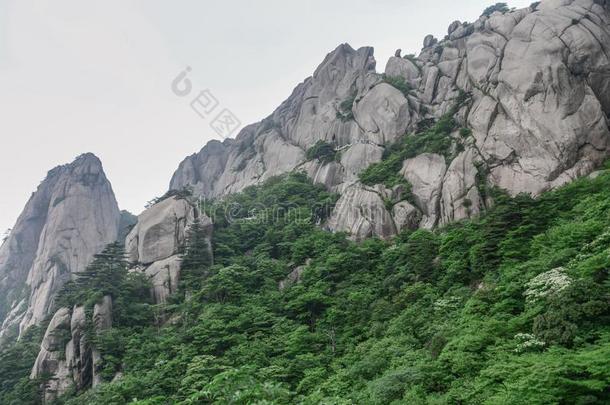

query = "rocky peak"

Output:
[[0, 153, 121, 342], [170, 0, 610, 241]]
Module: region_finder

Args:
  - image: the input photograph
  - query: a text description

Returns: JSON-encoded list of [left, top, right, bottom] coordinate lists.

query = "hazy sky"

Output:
[[0, 0, 533, 233]]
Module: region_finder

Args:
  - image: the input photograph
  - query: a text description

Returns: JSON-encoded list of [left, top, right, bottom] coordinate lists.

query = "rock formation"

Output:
[[9, 1, 609, 402], [31, 296, 114, 402], [0, 154, 121, 342], [126, 196, 213, 304], [170, 0, 610, 239], [28, 195, 213, 400]]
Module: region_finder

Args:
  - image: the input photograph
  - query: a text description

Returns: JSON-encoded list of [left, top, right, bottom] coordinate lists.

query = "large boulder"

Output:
[[126, 197, 198, 265], [327, 184, 396, 240], [385, 56, 421, 85], [144, 256, 182, 304], [126, 196, 213, 304], [354, 83, 412, 144], [401, 153, 447, 229]]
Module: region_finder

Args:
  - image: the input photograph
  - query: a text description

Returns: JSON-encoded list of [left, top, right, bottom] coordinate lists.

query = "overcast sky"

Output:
[[0, 0, 533, 234]]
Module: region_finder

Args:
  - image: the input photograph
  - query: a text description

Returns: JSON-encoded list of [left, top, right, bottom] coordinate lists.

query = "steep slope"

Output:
[[0, 153, 121, 342], [170, 0, 610, 239]]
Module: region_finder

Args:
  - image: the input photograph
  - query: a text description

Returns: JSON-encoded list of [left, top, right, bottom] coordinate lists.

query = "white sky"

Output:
[[0, 0, 533, 233]]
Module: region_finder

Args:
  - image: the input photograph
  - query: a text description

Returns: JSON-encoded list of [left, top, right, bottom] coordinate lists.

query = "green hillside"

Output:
[[2, 168, 609, 404]]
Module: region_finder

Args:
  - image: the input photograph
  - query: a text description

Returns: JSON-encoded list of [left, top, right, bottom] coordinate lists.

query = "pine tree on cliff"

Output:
[[55, 242, 129, 308], [180, 218, 212, 289]]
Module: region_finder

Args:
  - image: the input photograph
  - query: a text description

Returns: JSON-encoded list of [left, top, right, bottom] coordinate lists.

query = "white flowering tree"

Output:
[[524, 268, 572, 303]]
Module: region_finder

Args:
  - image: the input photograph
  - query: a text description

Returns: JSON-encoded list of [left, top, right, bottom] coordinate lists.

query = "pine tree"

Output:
[[54, 242, 129, 309], [180, 218, 213, 289]]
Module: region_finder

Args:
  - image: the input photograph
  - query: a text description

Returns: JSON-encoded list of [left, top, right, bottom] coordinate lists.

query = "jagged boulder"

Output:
[[392, 201, 422, 232]]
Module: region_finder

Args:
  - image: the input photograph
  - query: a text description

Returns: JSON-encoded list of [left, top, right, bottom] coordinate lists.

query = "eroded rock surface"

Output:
[[126, 196, 213, 304], [170, 0, 610, 240], [31, 296, 114, 402], [0, 154, 120, 341]]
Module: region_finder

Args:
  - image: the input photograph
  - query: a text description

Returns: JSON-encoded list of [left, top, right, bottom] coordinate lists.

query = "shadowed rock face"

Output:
[[0, 153, 121, 341], [170, 0, 610, 239]]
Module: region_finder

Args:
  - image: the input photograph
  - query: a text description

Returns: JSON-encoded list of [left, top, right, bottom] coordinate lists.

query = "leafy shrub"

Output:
[[359, 114, 457, 187], [382, 74, 412, 97], [337, 93, 356, 121]]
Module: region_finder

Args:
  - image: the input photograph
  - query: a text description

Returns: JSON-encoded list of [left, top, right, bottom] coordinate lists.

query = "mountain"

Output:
[[0, 0, 609, 403], [171, 0, 610, 239], [0, 154, 121, 342]]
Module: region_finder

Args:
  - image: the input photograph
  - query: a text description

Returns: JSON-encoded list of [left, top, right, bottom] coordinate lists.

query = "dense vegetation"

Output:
[[1, 167, 609, 404]]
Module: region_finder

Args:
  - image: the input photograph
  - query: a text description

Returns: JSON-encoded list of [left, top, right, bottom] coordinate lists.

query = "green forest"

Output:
[[1, 166, 609, 404]]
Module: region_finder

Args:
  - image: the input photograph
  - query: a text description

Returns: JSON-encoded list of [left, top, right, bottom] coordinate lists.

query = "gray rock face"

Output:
[[392, 201, 422, 232], [170, 0, 610, 240], [32, 296, 114, 402], [92, 296, 112, 387], [30, 307, 72, 403], [385, 56, 421, 86], [0, 154, 120, 341], [126, 196, 213, 304], [126, 197, 196, 265], [401, 153, 447, 229], [327, 184, 397, 240], [144, 256, 182, 304]]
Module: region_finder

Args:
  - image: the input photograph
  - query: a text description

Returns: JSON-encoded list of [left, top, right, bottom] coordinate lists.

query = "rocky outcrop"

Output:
[[279, 263, 308, 291], [170, 0, 610, 240], [0, 154, 121, 342], [401, 153, 447, 229], [126, 196, 196, 265], [30, 307, 72, 402], [170, 44, 379, 199], [126, 196, 213, 303], [327, 184, 397, 240], [92, 296, 112, 387], [31, 296, 114, 402], [144, 256, 182, 304]]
